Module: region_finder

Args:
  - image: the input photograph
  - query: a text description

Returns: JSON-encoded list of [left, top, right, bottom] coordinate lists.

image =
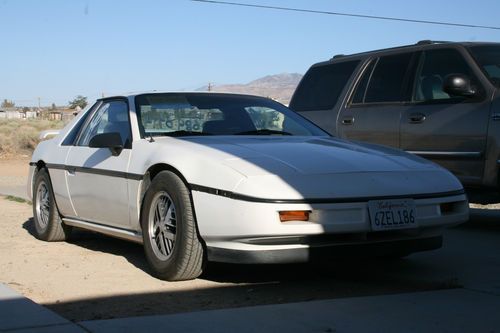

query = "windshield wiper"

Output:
[[163, 130, 213, 137], [235, 129, 293, 136]]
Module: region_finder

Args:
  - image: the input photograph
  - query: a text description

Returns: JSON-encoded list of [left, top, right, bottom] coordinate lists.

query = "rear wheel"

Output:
[[32, 168, 72, 241], [141, 171, 204, 281]]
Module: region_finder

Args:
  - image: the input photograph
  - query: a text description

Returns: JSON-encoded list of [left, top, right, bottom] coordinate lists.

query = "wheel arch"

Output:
[[34, 160, 47, 170]]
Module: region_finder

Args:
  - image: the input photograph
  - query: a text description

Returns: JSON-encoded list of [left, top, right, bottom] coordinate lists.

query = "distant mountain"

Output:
[[197, 73, 303, 105]]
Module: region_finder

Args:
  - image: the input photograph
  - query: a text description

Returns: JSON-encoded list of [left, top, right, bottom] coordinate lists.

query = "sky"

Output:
[[1, 0, 500, 107]]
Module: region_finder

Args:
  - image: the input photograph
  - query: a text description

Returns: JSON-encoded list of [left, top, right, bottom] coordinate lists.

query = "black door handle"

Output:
[[341, 116, 354, 125], [409, 113, 426, 123]]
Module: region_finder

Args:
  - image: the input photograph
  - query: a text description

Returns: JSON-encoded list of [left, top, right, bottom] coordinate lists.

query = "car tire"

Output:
[[141, 171, 204, 281], [32, 168, 72, 241]]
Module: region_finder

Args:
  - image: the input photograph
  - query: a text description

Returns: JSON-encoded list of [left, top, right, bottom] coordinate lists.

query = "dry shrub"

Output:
[[0, 119, 65, 158]]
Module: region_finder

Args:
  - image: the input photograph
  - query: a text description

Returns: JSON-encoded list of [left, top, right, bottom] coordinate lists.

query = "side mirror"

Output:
[[443, 74, 476, 98], [89, 132, 123, 156]]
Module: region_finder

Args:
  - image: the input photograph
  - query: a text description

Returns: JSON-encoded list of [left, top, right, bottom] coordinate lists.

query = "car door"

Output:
[[65, 99, 133, 228], [337, 52, 418, 148], [400, 47, 491, 185]]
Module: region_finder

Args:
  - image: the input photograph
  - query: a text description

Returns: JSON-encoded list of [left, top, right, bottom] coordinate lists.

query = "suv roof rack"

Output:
[[330, 40, 456, 61], [416, 40, 452, 45]]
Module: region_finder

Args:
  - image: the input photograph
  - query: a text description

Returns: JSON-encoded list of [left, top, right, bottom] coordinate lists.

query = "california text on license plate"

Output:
[[368, 199, 418, 231]]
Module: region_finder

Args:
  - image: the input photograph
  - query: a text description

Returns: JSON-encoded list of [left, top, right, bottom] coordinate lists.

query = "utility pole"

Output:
[[207, 82, 212, 92], [37, 97, 41, 109]]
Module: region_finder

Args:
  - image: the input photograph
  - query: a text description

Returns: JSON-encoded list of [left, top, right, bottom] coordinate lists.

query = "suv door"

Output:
[[65, 99, 133, 228], [400, 47, 490, 185], [337, 52, 418, 148], [290, 60, 360, 134]]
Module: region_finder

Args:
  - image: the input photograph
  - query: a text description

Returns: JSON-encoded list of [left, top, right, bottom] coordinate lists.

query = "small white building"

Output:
[[24, 111, 37, 119], [0, 110, 22, 119]]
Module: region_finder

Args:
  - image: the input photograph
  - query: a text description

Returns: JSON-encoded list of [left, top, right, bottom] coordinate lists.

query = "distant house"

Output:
[[48, 111, 63, 121], [24, 111, 37, 119], [0, 108, 22, 119]]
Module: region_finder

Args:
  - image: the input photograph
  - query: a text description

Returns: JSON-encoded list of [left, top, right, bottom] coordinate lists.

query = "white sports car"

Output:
[[28, 92, 469, 281]]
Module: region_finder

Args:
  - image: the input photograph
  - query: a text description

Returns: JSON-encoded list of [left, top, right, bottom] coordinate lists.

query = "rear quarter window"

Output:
[[290, 60, 359, 111]]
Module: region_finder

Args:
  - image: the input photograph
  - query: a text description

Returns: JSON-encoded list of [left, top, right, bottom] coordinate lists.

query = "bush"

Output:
[[0, 119, 65, 158]]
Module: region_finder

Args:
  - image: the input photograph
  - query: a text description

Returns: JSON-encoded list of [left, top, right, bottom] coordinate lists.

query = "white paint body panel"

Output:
[[65, 146, 131, 228]]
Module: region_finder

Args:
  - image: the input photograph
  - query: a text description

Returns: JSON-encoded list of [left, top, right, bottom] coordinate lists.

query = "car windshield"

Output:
[[469, 45, 500, 87], [135, 94, 329, 137]]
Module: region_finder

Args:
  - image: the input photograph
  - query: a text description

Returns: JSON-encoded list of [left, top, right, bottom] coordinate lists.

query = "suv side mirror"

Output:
[[89, 132, 124, 156], [443, 74, 476, 98]]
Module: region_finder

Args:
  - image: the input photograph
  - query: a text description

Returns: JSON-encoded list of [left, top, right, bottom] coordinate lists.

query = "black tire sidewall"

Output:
[[141, 171, 192, 276], [32, 168, 58, 239]]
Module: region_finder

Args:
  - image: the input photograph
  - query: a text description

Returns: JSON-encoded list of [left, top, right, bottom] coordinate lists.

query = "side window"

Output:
[[77, 100, 131, 148], [363, 53, 414, 103], [414, 49, 476, 102], [351, 60, 376, 104], [61, 102, 98, 146], [290, 60, 359, 111]]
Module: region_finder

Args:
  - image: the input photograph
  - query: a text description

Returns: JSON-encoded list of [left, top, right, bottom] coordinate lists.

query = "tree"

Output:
[[1, 99, 15, 108], [68, 95, 88, 109], [51, 103, 57, 110], [22, 107, 30, 112]]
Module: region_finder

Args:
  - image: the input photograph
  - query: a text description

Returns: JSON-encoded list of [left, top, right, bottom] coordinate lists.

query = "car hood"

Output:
[[152, 136, 463, 199], [175, 136, 436, 175]]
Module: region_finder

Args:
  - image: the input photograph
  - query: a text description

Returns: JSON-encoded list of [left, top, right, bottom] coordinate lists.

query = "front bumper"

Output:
[[207, 235, 443, 264], [192, 190, 468, 263]]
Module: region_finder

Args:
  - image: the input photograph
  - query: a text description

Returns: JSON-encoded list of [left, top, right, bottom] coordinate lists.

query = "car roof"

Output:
[[313, 40, 500, 67], [97, 91, 271, 102]]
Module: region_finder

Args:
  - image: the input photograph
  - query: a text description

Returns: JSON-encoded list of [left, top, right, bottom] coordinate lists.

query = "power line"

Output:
[[191, 0, 500, 31]]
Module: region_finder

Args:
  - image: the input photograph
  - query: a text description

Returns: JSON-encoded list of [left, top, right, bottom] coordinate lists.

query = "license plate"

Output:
[[368, 199, 418, 231]]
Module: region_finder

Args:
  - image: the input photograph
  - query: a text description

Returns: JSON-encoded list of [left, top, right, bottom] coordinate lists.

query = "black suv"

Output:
[[289, 41, 500, 200]]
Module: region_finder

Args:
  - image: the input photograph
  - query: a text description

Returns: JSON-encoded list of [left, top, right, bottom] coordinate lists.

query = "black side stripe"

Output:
[[45, 163, 143, 180], [190, 184, 465, 204], [38, 162, 466, 204]]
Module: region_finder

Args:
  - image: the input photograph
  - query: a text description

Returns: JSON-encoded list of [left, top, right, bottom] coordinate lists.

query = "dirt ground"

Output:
[[0, 158, 498, 322], [0, 158, 30, 191]]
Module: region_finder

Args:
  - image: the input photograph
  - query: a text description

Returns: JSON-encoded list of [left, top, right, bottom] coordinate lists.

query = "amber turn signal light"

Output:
[[279, 210, 310, 222]]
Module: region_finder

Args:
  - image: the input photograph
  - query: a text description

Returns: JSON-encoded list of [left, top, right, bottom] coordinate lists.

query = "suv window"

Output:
[[290, 60, 359, 111], [351, 60, 376, 104], [414, 48, 476, 102], [468, 45, 500, 87], [77, 100, 132, 148], [357, 53, 414, 104]]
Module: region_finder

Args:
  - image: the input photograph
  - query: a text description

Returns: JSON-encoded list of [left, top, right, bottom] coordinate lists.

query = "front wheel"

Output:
[[141, 171, 204, 281], [32, 168, 72, 241]]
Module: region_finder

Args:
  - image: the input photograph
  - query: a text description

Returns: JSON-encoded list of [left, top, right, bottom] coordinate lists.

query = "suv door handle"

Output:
[[409, 113, 426, 123], [341, 116, 354, 125]]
